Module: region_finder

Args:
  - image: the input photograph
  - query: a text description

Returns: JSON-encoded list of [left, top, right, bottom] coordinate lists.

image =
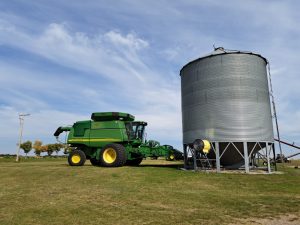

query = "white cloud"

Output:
[[104, 30, 149, 50], [0, 22, 151, 82], [1, 0, 300, 156], [0, 105, 90, 154], [0, 21, 183, 154]]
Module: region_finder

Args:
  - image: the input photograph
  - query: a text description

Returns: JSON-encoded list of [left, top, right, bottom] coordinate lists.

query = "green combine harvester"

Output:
[[54, 112, 183, 167]]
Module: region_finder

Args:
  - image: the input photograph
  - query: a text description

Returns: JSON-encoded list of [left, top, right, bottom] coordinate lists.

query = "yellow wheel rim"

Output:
[[103, 148, 117, 164], [170, 155, 175, 160], [71, 154, 81, 164], [202, 140, 211, 154]]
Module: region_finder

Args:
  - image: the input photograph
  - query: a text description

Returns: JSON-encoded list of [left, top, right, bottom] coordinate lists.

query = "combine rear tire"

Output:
[[68, 150, 86, 166], [99, 144, 127, 167], [126, 157, 143, 166]]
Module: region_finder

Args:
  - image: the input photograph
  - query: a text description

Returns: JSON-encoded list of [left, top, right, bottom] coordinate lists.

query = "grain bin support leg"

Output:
[[266, 142, 271, 174], [183, 144, 188, 169], [193, 149, 197, 171], [215, 142, 221, 173], [243, 142, 250, 173], [272, 143, 277, 171]]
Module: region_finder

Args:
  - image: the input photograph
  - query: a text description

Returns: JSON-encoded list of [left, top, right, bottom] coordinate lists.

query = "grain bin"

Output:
[[180, 47, 274, 168]]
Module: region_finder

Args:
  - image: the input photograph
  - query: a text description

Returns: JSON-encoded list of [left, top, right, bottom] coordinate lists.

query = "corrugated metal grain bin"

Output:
[[180, 48, 274, 166]]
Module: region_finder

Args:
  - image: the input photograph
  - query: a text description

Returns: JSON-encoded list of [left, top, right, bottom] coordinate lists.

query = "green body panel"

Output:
[[54, 112, 182, 161], [89, 121, 128, 147]]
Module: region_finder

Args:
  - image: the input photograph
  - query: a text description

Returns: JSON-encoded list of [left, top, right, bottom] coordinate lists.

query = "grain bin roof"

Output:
[[180, 47, 268, 73]]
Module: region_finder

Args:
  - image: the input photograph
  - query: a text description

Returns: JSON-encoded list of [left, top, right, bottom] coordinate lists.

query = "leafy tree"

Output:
[[33, 140, 42, 157], [46, 144, 56, 156], [20, 141, 32, 157], [40, 145, 49, 156], [53, 143, 63, 155]]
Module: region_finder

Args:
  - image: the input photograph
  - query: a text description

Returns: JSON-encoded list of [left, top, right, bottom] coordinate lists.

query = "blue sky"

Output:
[[0, 0, 300, 157]]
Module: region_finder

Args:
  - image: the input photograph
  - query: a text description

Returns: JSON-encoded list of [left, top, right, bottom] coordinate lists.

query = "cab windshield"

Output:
[[126, 122, 146, 141]]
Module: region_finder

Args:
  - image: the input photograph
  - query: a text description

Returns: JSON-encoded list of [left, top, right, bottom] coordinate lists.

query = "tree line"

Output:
[[20, 140, 70, 157]]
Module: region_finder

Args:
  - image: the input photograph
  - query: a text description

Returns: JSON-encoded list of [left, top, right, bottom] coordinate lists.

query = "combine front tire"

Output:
[[99, 144, 127, 167], [68, 150, 86, 166]]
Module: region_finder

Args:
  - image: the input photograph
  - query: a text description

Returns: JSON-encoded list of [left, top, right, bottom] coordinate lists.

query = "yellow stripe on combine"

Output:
[[68, 138, 122, 142]]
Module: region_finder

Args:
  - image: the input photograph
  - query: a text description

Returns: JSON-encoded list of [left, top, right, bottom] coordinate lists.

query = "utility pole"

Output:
[[16, 113, 30, 162]]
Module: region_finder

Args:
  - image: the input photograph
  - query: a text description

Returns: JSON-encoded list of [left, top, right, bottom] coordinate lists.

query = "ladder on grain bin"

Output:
[[186, 139, 213, 171]]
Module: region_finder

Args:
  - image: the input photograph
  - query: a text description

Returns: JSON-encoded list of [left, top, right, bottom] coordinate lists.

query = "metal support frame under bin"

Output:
[[184, 141, 275, 173]]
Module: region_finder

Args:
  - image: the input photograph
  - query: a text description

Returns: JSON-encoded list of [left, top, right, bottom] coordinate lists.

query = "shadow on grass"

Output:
[[138, 164, 184, 169]]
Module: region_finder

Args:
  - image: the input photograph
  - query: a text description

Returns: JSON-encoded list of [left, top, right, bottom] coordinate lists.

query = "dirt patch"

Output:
[[230, 213, 300, 225], [181, 168, 284, 175]]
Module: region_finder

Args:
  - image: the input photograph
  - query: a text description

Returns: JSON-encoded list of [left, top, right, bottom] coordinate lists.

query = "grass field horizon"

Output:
[[1, 158, 299, 225]]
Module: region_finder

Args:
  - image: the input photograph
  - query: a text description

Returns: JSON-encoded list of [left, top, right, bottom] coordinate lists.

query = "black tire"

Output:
[[126, 157, 143, 166], [90, 158, 100, 166], [99, 143, 127, 167], [68, 150, 86, 166]]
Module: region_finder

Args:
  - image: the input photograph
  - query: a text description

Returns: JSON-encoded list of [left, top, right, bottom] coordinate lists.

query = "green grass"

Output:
[[0, 158, 299, 225]]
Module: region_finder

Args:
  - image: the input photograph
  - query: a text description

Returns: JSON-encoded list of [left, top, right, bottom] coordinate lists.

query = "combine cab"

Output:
[[54, 112, 183, 167]]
